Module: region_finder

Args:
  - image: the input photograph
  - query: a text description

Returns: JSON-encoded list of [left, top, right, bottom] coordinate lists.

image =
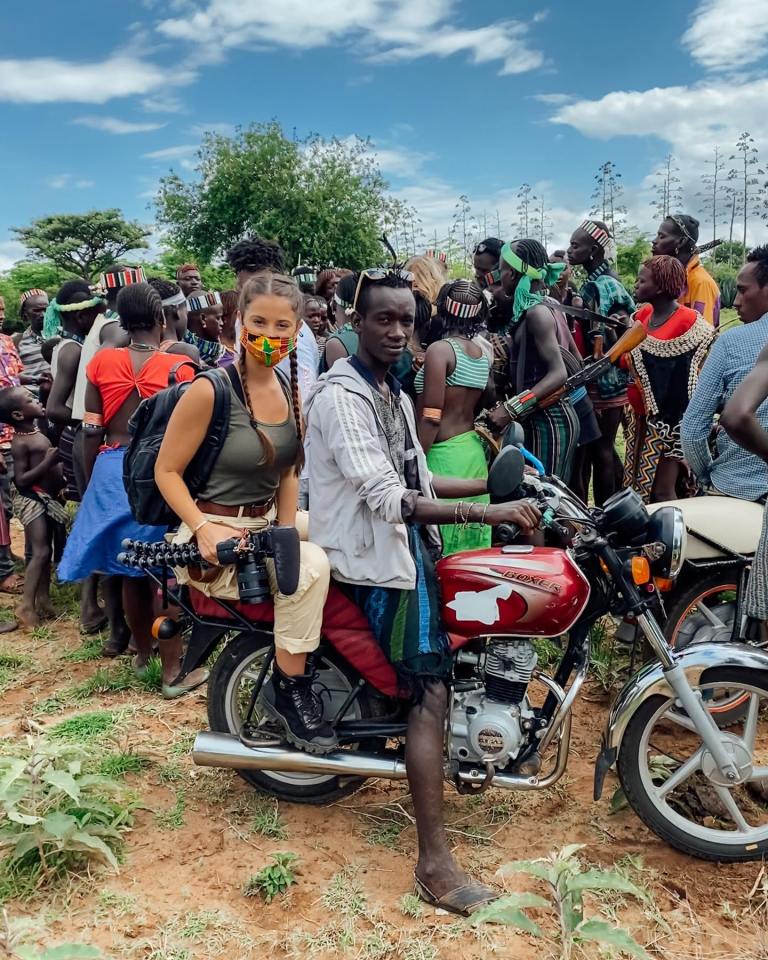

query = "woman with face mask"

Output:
[[155, 273, 333, 752]]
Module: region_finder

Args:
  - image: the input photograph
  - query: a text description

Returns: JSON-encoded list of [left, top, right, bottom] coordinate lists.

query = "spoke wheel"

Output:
[[663, 573, 748, 725], [618, 666, 768, 861]]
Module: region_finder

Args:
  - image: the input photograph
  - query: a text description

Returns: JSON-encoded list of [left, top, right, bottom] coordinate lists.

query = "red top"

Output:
[[87, 348, 195, 425], [625, 304, 698, 414]]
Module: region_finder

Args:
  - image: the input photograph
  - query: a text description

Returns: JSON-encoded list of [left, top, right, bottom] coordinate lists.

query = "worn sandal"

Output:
[[162, 667, 209, 700], [414, 873, 497, 917]]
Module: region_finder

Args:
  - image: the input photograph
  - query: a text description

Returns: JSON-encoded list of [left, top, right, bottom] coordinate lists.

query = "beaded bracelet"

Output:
[[503, 390, 537, 420]]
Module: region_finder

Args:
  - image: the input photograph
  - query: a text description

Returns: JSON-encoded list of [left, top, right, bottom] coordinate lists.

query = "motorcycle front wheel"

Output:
[[207, 631, 378, 804], [618, 667, 768, 862]]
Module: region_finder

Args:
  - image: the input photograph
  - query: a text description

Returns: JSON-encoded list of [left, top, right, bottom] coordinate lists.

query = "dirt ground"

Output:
[[2, 528, 767, 959]]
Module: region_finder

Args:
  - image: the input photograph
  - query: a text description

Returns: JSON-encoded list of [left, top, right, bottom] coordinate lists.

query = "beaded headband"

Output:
[[426, 249, 447, 264], [19, 288, 48, 306], [579, 220, 616, 260], [58, 296, 106, 313], [161, 290, 187, 308], [293, 266, 317, 283], [444, 295, 483, 319], [333, 292, 352, 310], [100, 267, 146, 289], [187, 291, 222, 311], [668, 215, 697, 247]]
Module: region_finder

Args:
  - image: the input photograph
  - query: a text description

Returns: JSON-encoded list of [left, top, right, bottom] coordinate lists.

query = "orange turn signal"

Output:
[[654, 576, 674, 593], [630, 556, 651, 585]]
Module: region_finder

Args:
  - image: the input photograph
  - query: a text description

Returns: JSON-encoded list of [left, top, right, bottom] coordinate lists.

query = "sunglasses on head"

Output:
[[352, 267, 414, 312]]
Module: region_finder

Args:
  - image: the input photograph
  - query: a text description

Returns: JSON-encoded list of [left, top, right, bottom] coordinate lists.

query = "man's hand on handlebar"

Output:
[[195, 521, 245, 566], [486, 500, 541, 536]]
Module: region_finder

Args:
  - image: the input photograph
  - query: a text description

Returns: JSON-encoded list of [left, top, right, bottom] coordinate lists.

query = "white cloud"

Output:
[[0, 241, 27, 273], [0, 55, 191, 104], [73, 115, 166, 134], [682, 0, 768, 72], [143, 144, 197, 160], [533, 92, 572, 105], [142, 94, 186, 113], [45, 174, 94, 190], [157, 0, 544, 76]]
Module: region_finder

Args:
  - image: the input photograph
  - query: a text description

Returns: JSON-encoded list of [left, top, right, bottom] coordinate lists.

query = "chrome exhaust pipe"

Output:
[[192, 731, 408, 780]]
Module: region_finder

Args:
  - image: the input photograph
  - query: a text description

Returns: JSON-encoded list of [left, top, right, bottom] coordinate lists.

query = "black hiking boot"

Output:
[[260, 666, 339, 755]]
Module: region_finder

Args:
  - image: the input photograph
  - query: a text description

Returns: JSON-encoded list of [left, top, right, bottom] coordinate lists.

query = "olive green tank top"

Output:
[[197, 370, 298, 506]]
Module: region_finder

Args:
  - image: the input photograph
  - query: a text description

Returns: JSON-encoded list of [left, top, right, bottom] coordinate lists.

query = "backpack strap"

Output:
[[224, 362, 293, 407]]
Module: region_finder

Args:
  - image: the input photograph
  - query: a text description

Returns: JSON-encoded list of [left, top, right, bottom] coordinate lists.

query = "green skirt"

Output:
[[426, 430, 491, 556]]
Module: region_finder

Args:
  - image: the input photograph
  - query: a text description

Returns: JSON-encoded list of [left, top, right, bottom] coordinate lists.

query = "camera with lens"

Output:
[[215, 526, 300, 603]]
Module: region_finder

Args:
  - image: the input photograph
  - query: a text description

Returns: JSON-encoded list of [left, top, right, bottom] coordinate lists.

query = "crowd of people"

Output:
[[0, 210, 766, 913]]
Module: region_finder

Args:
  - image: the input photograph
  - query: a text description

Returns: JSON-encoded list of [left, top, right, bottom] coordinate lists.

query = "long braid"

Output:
[[289, 348, 305, 475], [238, 349, 276, 466]]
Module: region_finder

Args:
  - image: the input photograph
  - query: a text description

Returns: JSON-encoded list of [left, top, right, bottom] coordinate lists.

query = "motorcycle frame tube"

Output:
[[602, 640, 768, 758], [537, 634, 591, 755]]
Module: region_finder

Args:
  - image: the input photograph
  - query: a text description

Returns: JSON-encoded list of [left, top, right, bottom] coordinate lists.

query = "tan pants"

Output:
[[172, 509, 329, 655]]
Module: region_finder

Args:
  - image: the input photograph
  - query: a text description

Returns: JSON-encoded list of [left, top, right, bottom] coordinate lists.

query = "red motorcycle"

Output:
[[124, 446, 768, 862]]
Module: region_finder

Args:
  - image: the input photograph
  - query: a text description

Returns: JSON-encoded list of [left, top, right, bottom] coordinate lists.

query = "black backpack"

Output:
[[123, 362, 236, 526]]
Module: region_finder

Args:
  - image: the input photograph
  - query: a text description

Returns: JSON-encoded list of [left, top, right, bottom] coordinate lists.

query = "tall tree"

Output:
[[698, 146, 726, 245], [529, 194, 553, 247], [12, 210, 150, 282], [728, 131, 763, 260], [651, 154, 682, 221], [590, 161, 627, 237], [155, 122, 395, 269], [451, 195, 475, 269]]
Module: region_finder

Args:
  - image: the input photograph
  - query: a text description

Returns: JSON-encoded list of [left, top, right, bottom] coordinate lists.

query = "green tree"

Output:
[[0, 261, 75, 329], [12, 210, 151, 282], [712, 240, 747, 266], [728, 132, 763, 260], [138, 249, 235, 291], [155, 122, 393, 269], [616, 236, 650, 292], [590, 160, 627, 238]]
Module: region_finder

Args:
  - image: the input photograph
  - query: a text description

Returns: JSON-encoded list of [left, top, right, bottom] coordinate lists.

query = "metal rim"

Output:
[[636, 681, 768, 846], [222, 647, 361, 788]]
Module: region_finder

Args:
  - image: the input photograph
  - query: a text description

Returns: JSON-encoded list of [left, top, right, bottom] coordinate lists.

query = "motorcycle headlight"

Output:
[[646, 506, 686, 579]]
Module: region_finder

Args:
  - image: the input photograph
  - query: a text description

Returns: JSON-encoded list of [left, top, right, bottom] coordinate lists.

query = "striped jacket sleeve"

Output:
[[322, 384, 410, 525]]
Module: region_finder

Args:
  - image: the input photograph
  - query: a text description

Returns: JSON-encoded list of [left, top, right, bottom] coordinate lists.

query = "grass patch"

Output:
[[0, 649, 31, 693], [135, 656, 163, 693], [30, 625, 55, 642], [322, 866, 367, 917], [98, 889, 138, 917], [365, 820, 404, 848], [62, 634, 105, 663], [49, 709, 123, 742], [49, 578, 81, 621], [251, 798, 287, 840], [68, 664, 137, 700], [99, 751, 151, 778], [155, 788, 186, 830], [400, 893, 423, 918], [157, 762, 184, 784], [243, 852, 297, 903], [0, 607, 16, 625]]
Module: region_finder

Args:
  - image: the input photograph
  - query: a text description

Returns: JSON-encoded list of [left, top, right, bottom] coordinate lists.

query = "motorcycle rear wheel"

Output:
[[207, 630, 377, 804], [617, 667, 768, 862]]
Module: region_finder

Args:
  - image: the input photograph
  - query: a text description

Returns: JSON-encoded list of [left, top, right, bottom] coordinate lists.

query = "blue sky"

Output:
[[2, 0, 768, 268]]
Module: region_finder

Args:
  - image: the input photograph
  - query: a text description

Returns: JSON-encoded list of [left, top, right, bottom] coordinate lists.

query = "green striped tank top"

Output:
[[415, 338, 490, 394]]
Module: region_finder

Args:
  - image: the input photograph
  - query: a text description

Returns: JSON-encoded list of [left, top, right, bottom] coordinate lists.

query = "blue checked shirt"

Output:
[[681, 313, 768, 501]]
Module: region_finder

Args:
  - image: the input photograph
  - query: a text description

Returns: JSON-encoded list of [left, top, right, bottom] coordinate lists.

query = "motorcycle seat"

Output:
[[648, 496, 763, 559]]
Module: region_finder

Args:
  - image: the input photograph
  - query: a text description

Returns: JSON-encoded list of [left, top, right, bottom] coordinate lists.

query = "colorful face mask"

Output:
[[240, 328, 295, 367]]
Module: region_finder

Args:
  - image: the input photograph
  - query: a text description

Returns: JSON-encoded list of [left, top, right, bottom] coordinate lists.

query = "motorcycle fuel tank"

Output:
[[438, 546, 590, 639]]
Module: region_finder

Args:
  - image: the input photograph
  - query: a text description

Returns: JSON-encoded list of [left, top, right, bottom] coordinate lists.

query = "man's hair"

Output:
[[0, 387, 23, 426], [474, 238, 504, 259], [644, 255, 687, 299], [302, 293, 326, 313], [175, 263, 199, 278], [147, 276, 180, 300], [226, 237, 284, 274], [512, 238, 549, 270], [335, 272, 358, 308], [116, 283, 164, 332], [667, 213, 700, 248], [56, 279, 92, 306], [356, 273, 413, 318], [435, 279, 487, 337], [746, 244, 768, 287]]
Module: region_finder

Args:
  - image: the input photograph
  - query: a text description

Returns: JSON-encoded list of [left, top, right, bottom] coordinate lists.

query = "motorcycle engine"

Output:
[[449, 640, 538, 766]]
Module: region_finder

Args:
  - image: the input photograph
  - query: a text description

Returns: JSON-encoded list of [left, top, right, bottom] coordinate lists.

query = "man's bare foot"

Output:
[[17, 603, 39, 628], [101, 625, 131, 658], [0, 575, 22, 595]]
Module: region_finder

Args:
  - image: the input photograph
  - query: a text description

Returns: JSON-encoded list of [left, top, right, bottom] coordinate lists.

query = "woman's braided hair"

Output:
[[238, 272, 304, 475]]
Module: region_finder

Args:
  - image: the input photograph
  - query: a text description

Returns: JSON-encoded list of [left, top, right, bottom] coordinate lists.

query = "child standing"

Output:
[[0, 387, 67, 627]]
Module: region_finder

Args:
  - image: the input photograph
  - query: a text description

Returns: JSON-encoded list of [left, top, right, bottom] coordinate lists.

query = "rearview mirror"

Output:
[[502, 421, 525, 449], [487, 446, 525, 502]]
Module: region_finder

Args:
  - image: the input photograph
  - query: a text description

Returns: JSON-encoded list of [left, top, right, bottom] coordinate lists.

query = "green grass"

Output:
[[98, 751, 151, 778], [49, 709, 123, 742], [0, 606, 16, 625], [719, 306, 740, 331], [30, 625, 55, 642], [62, 634, 105, 663], [365, 821, 403, 848], [251, 798, 287, 840], [49, 578, 81, 621], [157, 762, 184, 784], [0, 649, 30, 693], [155, 788, 186, 830], [68, 664, 137, 700], [98, 889, 138, 917]]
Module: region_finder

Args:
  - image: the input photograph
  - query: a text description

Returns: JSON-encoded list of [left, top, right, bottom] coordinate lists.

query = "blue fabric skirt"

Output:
[[57, 447, 167, 581]]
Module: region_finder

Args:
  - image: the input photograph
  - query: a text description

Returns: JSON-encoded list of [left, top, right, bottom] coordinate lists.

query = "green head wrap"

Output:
[[500, 243, 566, 325], [43, 295, 106, 340]]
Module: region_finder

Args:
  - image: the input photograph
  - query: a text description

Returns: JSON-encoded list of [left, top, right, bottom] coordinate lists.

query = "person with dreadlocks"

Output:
[[15, 289, 51, 397], [156, 272, 332, 739], [486, 239, 581, 482], [623, 255, 715, 503], [226, 238, 285, 291], [185, 291, 226, 367], [566, 220, 635, 504], [305, 267, 540, 915], [58, 283, 206, 697], [176, 264, 203, 300], [415, 280, 492, 554], [652, 213, 721, 327], [145, 277, 200, 364]]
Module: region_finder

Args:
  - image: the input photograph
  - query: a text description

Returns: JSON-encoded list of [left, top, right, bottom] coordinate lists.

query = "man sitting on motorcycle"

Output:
[[304, 268, 541, 916]]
